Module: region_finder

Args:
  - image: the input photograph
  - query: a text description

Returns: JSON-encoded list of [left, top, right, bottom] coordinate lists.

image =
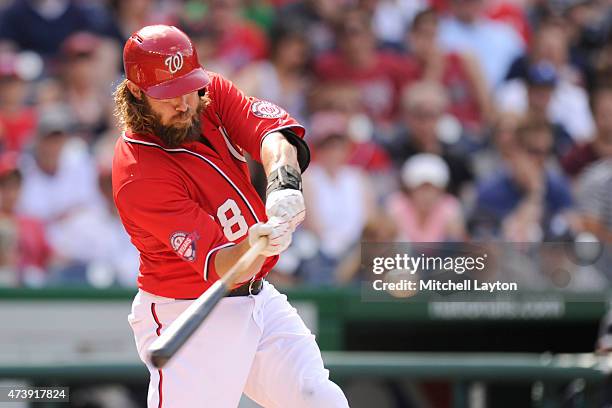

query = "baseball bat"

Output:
[[148, 236, 268, 369]]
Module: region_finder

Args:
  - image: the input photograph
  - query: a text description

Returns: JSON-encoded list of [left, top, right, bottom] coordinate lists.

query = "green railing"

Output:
[[1, 286, 609, 350], [0, 352, 608, 408]]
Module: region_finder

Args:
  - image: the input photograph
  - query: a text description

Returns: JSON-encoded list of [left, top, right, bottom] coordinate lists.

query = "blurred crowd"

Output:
[[0, 0, 609, 289]]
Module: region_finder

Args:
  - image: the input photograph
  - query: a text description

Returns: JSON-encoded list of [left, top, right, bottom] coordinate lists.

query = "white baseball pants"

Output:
[[128, 281, 349, 407]]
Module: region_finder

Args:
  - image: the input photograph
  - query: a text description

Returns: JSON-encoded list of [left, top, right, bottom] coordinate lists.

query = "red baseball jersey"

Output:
[[112, 72, 305, 299]]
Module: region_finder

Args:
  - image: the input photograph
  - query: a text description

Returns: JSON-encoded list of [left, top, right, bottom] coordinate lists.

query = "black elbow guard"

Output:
[[278, 129, 310, 173]]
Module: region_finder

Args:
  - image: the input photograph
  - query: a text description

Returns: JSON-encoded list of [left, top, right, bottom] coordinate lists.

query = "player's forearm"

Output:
[[213, 240, 265, 281], [261, 132, 300, 176]]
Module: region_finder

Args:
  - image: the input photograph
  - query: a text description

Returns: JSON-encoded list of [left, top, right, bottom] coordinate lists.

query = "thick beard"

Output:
[[144, 98, 204, 148]]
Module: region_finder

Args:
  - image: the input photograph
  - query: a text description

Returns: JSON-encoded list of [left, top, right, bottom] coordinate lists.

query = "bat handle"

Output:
[[248, 236, 268, 259], [219, 235, 268, 285], [147, 235, 269, 369]]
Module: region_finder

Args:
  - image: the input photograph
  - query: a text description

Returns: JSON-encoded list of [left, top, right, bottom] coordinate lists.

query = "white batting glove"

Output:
[[248, 217, 292, 257], [265, 189, 306, 232]]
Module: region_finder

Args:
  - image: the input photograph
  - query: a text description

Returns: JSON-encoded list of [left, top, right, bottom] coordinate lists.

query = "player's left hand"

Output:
[[265, 189, 305, 232]]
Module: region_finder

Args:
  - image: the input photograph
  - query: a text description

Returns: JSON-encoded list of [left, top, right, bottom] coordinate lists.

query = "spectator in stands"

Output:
[[360, 0, 427, 49], [485, 1, 531, 44], [181, 25, 234, 78], [241, 0, 275, 32], [536, 238, 609, 291], [18, 104, 102, 235], [314, 7, 417, 124], [335, 210, 399, 285], [0, 0, 104, 59], [573, 157, 612, 284], [279, 0, 345, 55], [562, 1, 608, 91], [185, 0, 268, 75], [437, 0, 524, 86], [59, 32, 112, 141], [562, 87, 612, 177], [503, 62, 575, 158], [526, 63, 575, 157], [407, 8, 492, 135], [386, 153, 465, 242], [473, 112, 521, 178], [47, 160, 139, 288], [106, 0, 174, 45], [506, 19, 586, 88], [575, 159, 612, 245], [301, 111, 375, 284], [497, 60, 595, 142], [384, 80, 474, 197], [309, 81, 363, 118], [473, 118, 573, 241], [593, 32, 612, 88], [0, 153, 52, 287], [234, 24, 311, 124], [0, 52, 37, 153], [307, 85, 393, 193]]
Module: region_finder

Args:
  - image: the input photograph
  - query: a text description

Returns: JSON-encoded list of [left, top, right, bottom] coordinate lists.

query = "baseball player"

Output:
[[112, 25, 349, 407]]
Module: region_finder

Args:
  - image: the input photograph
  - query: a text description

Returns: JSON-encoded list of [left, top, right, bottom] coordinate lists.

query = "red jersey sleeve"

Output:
[[209, 73, 305, 163], [115, 177, 232, 281]]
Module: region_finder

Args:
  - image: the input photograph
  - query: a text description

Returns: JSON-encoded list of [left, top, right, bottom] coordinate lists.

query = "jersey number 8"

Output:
[[217, 199, 248, 241]]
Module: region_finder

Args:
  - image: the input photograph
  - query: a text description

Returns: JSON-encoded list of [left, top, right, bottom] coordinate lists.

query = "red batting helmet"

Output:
[[123, 25, 210, 99]]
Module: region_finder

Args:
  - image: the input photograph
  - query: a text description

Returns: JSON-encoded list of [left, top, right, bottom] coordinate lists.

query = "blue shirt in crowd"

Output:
[[475, 168, 573, 230]]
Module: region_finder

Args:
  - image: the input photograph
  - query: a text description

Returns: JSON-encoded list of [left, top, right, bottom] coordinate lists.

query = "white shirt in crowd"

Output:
[[304, 165, 370, 258], [18, 138, 103, 221], [48, 205, 139, 287], [372, 0, 428, 45], [17, 137, 139, 286], [496, 79, 596, 141], [438, 17, 524, 87]]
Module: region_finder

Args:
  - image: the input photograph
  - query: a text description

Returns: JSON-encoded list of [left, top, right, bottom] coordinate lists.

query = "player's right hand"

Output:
[[248, 217, 292, 257]]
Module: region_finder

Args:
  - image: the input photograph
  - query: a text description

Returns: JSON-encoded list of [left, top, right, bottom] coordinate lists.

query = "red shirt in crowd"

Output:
[[315, 52, 418, 122], [413, 53, 483, 132], [0, 108, 36, 152], [16, 215, 52, 272], [561, 142, 599, 177], [112, 72, 304, 299], [215, 23, 268, 71]]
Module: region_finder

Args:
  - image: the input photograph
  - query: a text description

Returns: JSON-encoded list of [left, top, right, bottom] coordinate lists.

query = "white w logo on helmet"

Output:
[[164, 52, 184, 74]]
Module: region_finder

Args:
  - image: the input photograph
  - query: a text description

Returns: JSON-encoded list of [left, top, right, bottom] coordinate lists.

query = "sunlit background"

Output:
[[0, 0, 610, 407]]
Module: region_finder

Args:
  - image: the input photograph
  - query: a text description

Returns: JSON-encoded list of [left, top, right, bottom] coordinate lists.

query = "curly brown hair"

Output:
[[113, 79, 211, 140], [113, 79, 155, 133]]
